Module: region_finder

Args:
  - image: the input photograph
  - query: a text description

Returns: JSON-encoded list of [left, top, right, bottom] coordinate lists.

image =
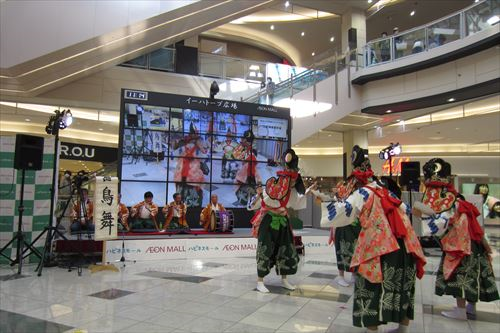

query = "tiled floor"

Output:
[[1, 229, 499, 333]]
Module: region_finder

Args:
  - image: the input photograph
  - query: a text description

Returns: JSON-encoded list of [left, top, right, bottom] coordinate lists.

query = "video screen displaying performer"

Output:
[[119, 97, 290, 209]]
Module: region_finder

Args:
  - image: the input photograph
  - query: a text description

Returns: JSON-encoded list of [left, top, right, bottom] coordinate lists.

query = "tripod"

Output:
[[112, 221, 136, 268], [35, 186, 75, 276], [0, 169, 41, 275]]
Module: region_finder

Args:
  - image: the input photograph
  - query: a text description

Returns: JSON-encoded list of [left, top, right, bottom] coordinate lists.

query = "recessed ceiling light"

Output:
[[270, 25, 275, 30], [396, 119, 401, 122], [368, 0, 373, 3], [98, 128, 103, 131], [455, 127, 460, 130], [311, 52, 315, 56], [386, 110, 392, 113], [25, 118, 31, 122], [301, 31, 305, 36], [285, 1, 290, 8], [487, 15, 499, 25], [328, 134, 332, 137], [447, 98, 455, 102], [330, 36, 334, 42], [410, 10, 415, 16]]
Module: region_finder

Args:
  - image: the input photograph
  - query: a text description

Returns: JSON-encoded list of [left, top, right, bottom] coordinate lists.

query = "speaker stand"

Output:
[[0, 169, 41, 275]]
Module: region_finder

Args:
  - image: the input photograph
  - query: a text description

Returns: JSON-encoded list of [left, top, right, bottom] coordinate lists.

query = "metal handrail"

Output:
[[364, 0, 497, 67]]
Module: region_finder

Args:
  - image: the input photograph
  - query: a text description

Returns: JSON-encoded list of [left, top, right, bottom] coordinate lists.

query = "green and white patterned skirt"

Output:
[[435, 241, 499, 303], [256, 212, 300, 278], [353, 238, 416, 328], [335, 222, 361, 272]]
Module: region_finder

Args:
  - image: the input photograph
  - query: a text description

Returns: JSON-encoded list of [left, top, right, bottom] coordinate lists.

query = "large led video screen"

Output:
[[119, 90, 290, 227]]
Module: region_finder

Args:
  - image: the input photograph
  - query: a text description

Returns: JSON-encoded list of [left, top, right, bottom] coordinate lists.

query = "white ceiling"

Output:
[[207, 0, 475, 66]]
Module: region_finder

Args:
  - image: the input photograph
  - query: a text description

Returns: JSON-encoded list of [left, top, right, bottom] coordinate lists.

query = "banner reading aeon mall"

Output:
[[0, 136, 55, 264]]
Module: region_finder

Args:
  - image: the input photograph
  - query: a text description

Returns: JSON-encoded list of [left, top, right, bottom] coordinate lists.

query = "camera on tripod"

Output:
[[72, 170, 89, 189]]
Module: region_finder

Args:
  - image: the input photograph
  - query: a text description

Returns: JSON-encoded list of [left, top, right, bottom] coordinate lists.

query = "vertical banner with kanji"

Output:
[[94, 176, 119, 240]]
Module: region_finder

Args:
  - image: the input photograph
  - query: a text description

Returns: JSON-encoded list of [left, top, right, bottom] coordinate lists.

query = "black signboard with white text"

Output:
[[60, 142, 117, 163]]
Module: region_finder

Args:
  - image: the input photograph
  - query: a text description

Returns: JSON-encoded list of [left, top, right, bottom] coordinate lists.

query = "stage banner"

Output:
[[94, 176, 119, 241], [0, 135, 55, 264]]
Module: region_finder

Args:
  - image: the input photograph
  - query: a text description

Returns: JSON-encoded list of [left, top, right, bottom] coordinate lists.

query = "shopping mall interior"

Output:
[[0, 1, 499, 332]]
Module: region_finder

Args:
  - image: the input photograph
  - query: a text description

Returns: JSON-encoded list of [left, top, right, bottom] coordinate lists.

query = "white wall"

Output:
[[0, 0, 198, 68], [299, 156, 344, 177]]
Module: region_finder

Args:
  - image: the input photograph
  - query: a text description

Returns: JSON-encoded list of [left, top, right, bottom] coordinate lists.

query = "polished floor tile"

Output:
[[1, 230, 499, 333], [0, 310, 73, 333], [88, 288, 134, 300]]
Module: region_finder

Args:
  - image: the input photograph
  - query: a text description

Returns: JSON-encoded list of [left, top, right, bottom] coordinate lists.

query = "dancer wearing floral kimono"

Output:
[[248, 149, 313, 293], [324, 146, 426, 333], [413, 158, 499, 321]]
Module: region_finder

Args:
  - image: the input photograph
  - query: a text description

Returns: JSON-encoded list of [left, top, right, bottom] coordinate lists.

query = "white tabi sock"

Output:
[[256, 281, 269, 293], [281, 278, 296, 290]]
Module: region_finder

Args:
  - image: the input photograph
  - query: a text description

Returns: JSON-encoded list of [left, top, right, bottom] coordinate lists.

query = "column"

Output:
[[341, 8, 367, 53]]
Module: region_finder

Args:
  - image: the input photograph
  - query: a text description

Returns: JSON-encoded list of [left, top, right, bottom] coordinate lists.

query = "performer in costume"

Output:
[[413, 158, 499, 320], [312, 181, 362, 287], [248, 149, 313, 293], [130, 191, 159, 231], [200, 194, 226, 231], [173, 123, 208, 206], [117, 194, 130, 232], [234, 130, 261, 206], [70, 188, 95, 232], [221, 129, 238, 179], [324, 145, 426, 333], [162, 193, 189, 230]]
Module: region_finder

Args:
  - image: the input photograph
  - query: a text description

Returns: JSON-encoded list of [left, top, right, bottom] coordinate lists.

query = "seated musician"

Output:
[[200, 194, 226, 231], [130, 191, 160, 231], [70, 188, 94, 233], [117, 194, 130, 232], [162, 193, 189, 230]]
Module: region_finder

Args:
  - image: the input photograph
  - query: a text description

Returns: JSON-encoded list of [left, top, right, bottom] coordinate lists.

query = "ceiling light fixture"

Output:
[[410, 10, 415, 16], [447, 97, 456, 102], [98, 128, 104, 131], [270, 24, 275, 30], [25, 118, 31, 122], [311, 52, 315, 56], [285, 1, 290, 8], [330, 36, 335, 42], [368, 0, 373, 3], [386, 109, 392, 113], [301, 31, 305, 36], [487, 15, 499, 25]]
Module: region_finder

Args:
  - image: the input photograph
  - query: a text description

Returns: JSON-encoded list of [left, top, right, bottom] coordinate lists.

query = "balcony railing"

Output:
[[364, 0, 499, 67]]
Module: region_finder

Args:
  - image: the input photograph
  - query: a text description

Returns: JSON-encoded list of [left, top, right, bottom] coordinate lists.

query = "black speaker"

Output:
[[400, 161, 420, 188], [14, 134, 44, 170], [348, 28, 357, 49]]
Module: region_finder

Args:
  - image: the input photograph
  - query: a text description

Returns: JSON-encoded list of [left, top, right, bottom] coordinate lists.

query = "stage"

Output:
[[56, 228, 331, 262]]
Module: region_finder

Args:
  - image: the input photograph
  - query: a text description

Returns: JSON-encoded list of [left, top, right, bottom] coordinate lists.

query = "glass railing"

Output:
[[199, 53, 267, 83], [364, 0, 499, 67], [244, 49, 360, 104], [121, 47, 176, 72]]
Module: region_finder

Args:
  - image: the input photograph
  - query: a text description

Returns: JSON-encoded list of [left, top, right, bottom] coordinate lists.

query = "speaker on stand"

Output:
[[0, 134, 44, 275]]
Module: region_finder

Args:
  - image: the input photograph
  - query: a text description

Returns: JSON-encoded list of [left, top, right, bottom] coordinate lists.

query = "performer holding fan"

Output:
[[248, 149, 314, 293], [323, 145, 426, 333]]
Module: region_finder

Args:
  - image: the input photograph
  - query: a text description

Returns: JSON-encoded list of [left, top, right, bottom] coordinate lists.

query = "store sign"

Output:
[[382, 157, 410, 175], [60, 142, 117, 163], [124, 89, 148, 101]]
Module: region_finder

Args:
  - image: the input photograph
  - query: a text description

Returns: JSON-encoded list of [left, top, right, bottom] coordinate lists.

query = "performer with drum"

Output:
[[200, 194, 226, 231]]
